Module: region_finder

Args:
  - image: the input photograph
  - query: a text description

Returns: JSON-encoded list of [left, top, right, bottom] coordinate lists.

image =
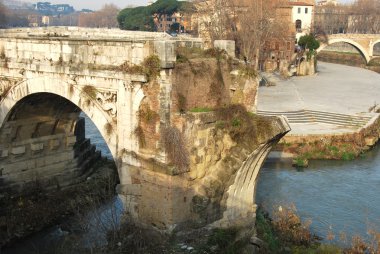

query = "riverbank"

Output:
[[256, 205, 380, 254], [317, 51, 380, 74], [0, 158, 118, 249], [273, 114, 380, 167]]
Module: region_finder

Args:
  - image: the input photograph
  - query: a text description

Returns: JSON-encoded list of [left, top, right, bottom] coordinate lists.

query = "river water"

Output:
[[257, 145, 380, 244]]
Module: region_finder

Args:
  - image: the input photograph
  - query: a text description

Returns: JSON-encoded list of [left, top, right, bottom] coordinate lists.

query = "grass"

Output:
[[189, 107, 213, 113]]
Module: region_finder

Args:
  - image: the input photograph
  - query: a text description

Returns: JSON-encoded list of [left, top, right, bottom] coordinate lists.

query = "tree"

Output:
[[194, 0, 290, 69], [79, 4, 119, 28], [298, 34, 320, 57], [117, 6, 154, 31], [117, 0, 192, 31], [347, 0, 380, 34], [0, 0, 7, 27]]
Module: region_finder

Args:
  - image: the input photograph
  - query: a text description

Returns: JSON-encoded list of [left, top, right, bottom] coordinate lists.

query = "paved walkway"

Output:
[[257, 62, 380, 134]]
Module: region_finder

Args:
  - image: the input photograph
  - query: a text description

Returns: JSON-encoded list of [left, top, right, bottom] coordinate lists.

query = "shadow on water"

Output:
[[257, 145, 380, 245]]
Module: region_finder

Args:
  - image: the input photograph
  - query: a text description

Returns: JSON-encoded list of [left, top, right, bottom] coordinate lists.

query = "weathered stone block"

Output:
[[365, 136, 378, 147], [31, 143, 44, 152], [0, 150, 9, 158], [11, 146, 26, 155], [49, 139, 60, 150], [116, 184, 142, 196], [66, 136, 76, 147], [154, 41, 176, 68]]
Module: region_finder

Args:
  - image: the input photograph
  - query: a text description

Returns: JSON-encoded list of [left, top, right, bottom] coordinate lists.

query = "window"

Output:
[[296, 19, 302, 31], [305, 8, 308, 14], [298, 7, 301, 14]]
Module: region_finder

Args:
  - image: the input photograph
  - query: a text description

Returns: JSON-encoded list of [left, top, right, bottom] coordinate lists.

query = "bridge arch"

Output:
[[318, 38, 371, 63], [0, 76, 118, 159], [371, 39, 380, 57]]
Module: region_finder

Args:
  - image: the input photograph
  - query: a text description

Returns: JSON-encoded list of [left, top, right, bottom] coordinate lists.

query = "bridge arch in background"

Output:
[[371, 39, 380, 57], [318, 38, 371, 63]]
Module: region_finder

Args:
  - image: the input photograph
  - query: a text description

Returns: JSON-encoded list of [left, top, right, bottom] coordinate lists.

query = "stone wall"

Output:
[[124, 109, 290, 230], [0, 116, 100, 194]]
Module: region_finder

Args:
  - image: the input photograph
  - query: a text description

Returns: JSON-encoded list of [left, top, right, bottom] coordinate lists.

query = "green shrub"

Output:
[[341, 152, 355, 161]]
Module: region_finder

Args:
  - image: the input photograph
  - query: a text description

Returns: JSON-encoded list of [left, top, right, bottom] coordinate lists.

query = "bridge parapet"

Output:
[[0, 27, 203, 70]]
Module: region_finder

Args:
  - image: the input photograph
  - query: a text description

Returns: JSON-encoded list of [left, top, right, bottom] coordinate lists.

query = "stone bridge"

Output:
[[0, 27, 289, 231], [317, 33, 380, 63]]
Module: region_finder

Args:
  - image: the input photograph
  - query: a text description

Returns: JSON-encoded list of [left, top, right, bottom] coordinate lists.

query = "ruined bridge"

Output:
[[0, 27, 289, 231], [317, 33, 380, 63]]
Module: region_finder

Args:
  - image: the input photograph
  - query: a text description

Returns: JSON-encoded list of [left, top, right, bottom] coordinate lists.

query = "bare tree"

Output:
[[347, 0, 380, 34], [194, 0, 290, 69], [79, 4, 119, 28]]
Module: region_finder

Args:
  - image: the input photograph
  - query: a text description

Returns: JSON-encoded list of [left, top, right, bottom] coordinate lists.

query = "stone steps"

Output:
[[257, 110, 373, 128]]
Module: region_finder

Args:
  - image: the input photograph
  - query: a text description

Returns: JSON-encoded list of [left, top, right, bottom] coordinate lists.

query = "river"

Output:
[[257, 145, 380, 244]]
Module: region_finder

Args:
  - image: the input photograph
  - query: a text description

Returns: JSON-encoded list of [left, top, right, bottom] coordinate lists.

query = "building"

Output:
[[154, 12, 191, 34], [288, 1, 314, 42]]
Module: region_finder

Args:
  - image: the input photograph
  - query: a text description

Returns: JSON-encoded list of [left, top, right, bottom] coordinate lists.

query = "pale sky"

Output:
[[25, 0, 354, 11]]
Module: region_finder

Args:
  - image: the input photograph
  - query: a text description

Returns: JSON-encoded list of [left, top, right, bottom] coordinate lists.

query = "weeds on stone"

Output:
[[119, 55, 161, 81], [176, 47, 227, 61], [138, 106, 159, 124], [134, 126, 146, 148], [215, 104, 274, 145], [82, 85, 98, 100], [161, 126, 189, 173], [104, 122, 114, 136]]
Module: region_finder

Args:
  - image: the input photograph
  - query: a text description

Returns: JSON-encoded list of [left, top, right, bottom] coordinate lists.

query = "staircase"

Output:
[[257, 109, 373, 129]]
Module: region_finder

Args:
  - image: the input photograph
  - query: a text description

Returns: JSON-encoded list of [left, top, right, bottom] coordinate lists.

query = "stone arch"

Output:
[[0, 77, 118, 159], [371, 39, 380, 57], [318, 38, 371, 63]]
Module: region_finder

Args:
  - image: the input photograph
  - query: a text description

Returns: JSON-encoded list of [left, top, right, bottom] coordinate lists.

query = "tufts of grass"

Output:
[[189, 107, 213, 113]]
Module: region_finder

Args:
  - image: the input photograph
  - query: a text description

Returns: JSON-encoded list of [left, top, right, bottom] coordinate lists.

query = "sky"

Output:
[[26, 0, 354, 11]]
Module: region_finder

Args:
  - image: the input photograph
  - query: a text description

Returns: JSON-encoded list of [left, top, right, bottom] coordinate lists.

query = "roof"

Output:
[[288, 1, 314, 6]]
